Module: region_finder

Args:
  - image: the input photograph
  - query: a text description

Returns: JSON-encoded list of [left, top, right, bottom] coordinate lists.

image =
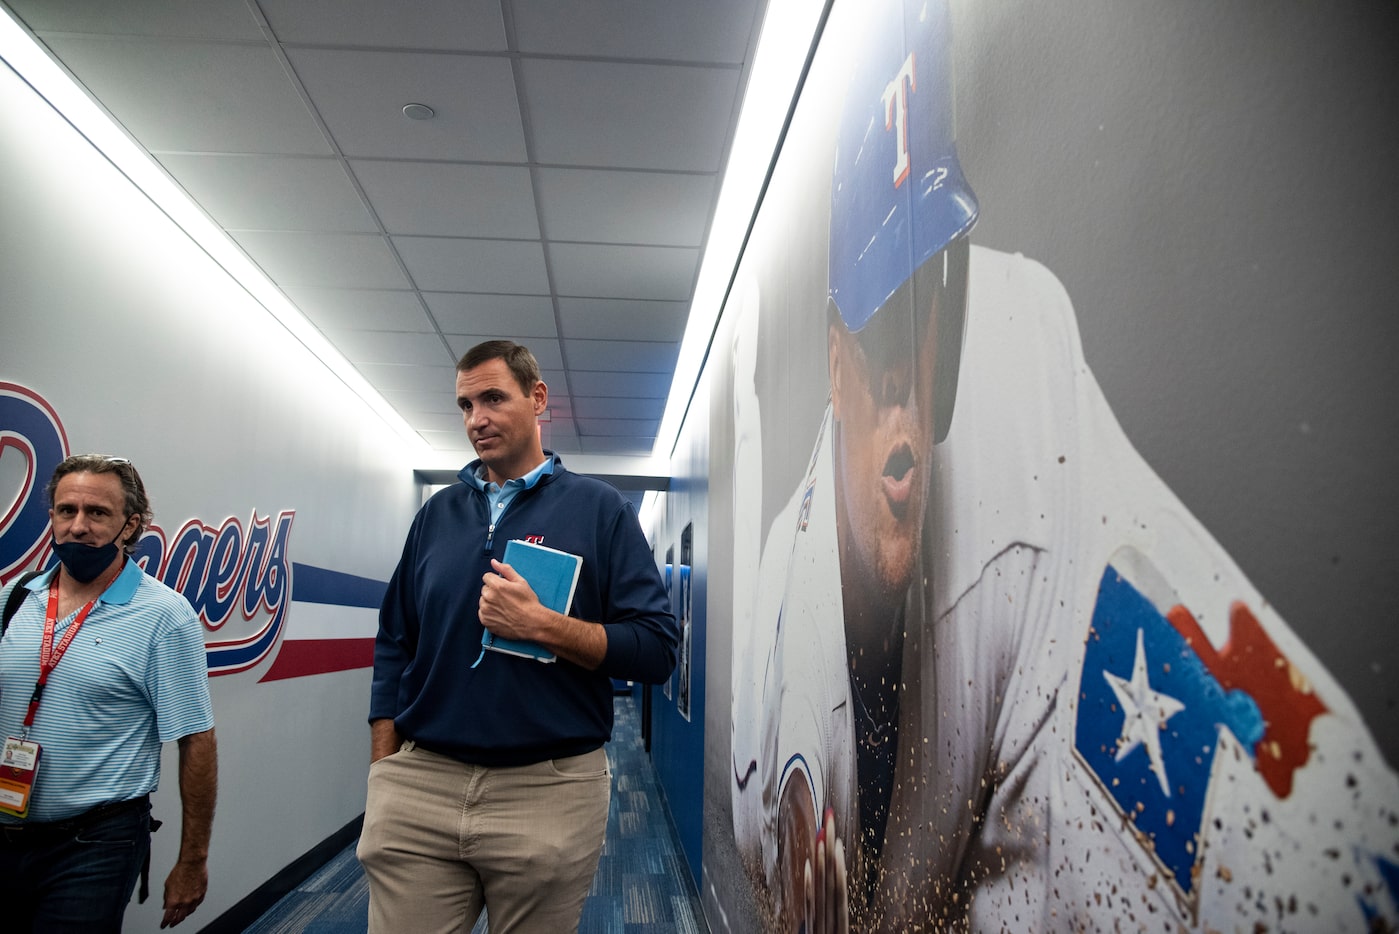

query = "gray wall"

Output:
[[952, 0, 1399, 764]]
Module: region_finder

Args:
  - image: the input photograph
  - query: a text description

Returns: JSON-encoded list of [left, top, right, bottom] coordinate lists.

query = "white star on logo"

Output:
[[1104, 627, 1185, 797]]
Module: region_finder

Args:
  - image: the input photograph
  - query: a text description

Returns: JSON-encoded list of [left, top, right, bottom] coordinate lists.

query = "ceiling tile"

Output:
[[539, 421, 581, 453], [416, 429, 476, 453], [261, 0, 505, 51], [356, 363, 456, 394], [580, 436, 656, 455], [395, 237, 548, 293], [577, 417, 661, 437], [408, 411, 470, 435], [568, 370, 672, 399], [351, 160, 538, 238], [536, 168, 714, 246], [538, 372, 570, 413], [43, 37, 330, 154], [234, 232, 409, 289], [380, 389, 461, 417], [550, 243, 698, 301], [287, 48, 526, 162], [512, 0, 761, 64], [425, 294, 557, 337], [556, 297, 687, 342], [521, 59, 740, 171], [571, 396, 666, 420], [564, 339, 678, 374], [159, 154, 374, 232], [282, 288, 435, 332], [12, 0, 261, 39], [322, 330, 453, 367]]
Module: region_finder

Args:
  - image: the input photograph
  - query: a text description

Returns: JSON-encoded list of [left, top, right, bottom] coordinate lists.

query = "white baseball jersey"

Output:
[[730, 399, 868, 893], [731, 245, 1399, 931]]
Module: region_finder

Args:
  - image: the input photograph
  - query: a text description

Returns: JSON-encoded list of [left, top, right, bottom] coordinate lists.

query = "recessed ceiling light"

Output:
[[401, 102, 435, 120]]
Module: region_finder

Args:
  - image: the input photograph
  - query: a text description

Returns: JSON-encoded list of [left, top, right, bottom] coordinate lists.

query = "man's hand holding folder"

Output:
[[477, 539, 585, 665]]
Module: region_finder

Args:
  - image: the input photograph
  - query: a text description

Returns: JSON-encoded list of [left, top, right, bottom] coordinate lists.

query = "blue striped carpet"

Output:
[[242, 694, 704, 933]]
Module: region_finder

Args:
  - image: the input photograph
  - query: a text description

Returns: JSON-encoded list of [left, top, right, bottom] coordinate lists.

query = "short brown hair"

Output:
[[456, 340, 542, 396]]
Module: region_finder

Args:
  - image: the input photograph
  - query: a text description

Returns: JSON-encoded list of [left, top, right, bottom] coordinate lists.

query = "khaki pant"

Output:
[[357, 742, 610, 934]]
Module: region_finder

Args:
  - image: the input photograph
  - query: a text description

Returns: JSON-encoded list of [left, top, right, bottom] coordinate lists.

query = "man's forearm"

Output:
[[536, 609, 609, 670], [176, 729, 217, 862], [162, 728, 217, 927], [370, 718, 402, 763]]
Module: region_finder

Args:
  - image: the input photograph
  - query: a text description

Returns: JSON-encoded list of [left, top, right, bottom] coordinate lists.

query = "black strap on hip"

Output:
[[2, 571, 43, 637]]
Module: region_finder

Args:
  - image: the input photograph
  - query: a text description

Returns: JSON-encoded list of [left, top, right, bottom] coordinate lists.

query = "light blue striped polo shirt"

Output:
[[0, 559, 214, 822]]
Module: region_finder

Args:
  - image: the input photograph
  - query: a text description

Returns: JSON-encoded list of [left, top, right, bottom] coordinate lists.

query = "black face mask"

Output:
[[52, 523, 128, 584]]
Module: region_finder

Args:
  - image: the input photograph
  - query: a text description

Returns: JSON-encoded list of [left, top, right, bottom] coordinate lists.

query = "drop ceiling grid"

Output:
[[2, 0, 768, 457]]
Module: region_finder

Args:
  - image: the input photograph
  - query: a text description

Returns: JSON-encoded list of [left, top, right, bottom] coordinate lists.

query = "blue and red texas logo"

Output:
[[1075, 562, 1330, 906]]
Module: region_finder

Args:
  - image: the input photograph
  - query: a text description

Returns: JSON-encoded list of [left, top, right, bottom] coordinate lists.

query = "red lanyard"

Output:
[[22, 578, 105, 732]]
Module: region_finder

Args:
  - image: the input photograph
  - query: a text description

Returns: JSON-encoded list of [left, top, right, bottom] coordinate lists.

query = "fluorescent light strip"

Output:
[[0, 5, 433, 460], [655, 0, 828, 458]]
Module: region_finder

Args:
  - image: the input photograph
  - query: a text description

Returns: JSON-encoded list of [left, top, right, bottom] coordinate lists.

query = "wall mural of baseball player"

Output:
[[722, 0, 1399, 930]]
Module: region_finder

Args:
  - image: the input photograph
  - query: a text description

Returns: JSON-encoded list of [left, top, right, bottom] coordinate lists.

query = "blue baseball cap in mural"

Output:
[[828, 0, 978, 334]]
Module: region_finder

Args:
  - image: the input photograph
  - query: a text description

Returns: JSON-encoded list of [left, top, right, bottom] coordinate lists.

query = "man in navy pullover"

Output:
[[358, 340, 677, 933]]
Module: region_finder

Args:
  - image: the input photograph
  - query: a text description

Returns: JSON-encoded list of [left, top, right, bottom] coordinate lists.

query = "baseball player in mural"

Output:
[[729, 0, 1399, 930]]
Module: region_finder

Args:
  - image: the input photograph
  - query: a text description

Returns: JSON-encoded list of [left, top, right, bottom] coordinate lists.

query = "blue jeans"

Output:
[[0, 798, 152, 933]]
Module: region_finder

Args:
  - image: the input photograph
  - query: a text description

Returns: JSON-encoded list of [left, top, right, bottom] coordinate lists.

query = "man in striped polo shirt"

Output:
[[0, 454, 216, 931]]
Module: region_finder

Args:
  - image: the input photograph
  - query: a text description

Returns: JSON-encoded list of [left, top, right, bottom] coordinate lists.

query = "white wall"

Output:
[[0, 58, 420, 928]]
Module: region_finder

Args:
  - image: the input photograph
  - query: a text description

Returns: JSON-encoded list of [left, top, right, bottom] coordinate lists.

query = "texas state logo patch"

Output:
[[1074, 560, 1268, 906]]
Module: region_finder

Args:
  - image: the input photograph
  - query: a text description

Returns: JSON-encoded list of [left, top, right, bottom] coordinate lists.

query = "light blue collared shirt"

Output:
[[465, 454, 555, 524]]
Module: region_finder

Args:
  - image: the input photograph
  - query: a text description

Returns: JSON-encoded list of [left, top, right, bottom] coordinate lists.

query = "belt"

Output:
[[0, 794, 150, 845], [408, 738, 603, 767]]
